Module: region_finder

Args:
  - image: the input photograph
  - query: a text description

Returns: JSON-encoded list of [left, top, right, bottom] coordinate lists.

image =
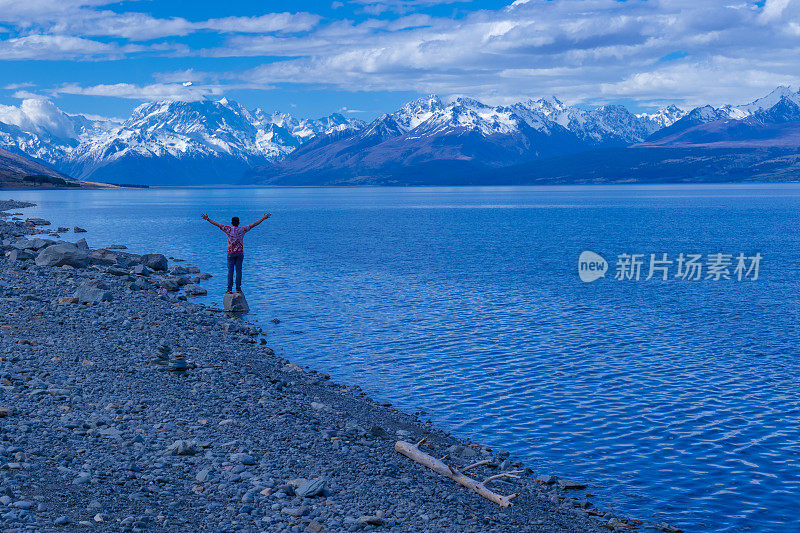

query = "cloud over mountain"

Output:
[[0, 99, 77, 139]]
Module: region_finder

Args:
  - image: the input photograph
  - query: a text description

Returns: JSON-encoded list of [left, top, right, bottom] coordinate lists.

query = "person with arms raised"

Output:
[[201, 212, 270, 294]]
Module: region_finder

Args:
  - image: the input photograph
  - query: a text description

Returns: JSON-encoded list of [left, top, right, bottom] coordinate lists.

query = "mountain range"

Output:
[[1, 86, 800, 186]]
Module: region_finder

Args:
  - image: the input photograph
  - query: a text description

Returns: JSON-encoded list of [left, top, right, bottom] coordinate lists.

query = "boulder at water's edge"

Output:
[[223, 292, 249, 313], [35, 243, 89, 268]]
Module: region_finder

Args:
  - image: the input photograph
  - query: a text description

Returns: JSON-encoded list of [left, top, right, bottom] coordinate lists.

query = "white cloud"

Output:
[[198, 13, 320, 34], [153, 69, 212, 84], [348, 0, 469, 15], [0, 98, 76, 138], [0, 1, 321, 41], [601, 58, 800, 108], [53, 82, 225, 101], [759, 0, 793, 22], [74, 112, 122, 123], [0, 34, 140, 60], [12, 90, 44, 99], [4, 82, 35, 90]]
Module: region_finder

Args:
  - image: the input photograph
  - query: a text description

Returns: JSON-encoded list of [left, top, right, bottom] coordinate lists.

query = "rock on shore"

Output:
[[0, 199, 655, 533]]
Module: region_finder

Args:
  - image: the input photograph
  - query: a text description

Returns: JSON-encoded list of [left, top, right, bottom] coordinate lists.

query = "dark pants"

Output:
[[227, 253, 244, 292]]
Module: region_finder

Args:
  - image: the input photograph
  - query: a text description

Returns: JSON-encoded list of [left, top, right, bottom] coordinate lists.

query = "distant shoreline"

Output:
[[0, 181, 145, 191], [5, 181, 800, 191]]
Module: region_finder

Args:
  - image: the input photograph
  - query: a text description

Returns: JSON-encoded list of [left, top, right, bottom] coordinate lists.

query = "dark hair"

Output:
[[231, 217, 240, 227]]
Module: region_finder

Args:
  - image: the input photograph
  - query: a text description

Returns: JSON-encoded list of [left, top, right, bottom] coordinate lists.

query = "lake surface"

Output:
[[7, 185, 800, 532]]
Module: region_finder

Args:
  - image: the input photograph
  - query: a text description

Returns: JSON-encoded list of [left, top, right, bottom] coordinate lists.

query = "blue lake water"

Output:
[[6, 185, 800, 532]]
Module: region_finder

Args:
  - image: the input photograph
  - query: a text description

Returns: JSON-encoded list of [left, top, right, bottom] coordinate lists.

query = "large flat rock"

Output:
[[223, 292, 249, 313]]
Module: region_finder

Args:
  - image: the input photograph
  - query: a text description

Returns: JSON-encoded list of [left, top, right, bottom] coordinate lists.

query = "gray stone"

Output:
[[84, 279, 109, 290], [131, 264, 151, 276], [129, 278, 150, 291], [368, 426, 389, 438], [281, 506, 308, 517], [74, 284, 112, 304], [358, 515, 384, 526], [15, 237, 56, 250], [172, 275, 191, 287], [535, 475, 557, 485], [231, 453, 256, 465], [557, 479, 587, 490], [55, 515, 70, 526], [114, 252, 141, 268], [89, 249, 118, 265], [73, 472, 91, 485], [74, 238, 89, 254], [105, 266, 129, 276], [224, 292, 249, 313], [6, 249, 34, 261], [25, 217, 50, 226], [167, 357, 188, 371], [141, 253, 168, 271], [167, 440, 198, 456], [159, 279, 179, 292], [295, 478, 326, 498], [97, 427, 122, 439], [74, 226, 87, 233], [35, 243, 89, 268], [184, 284, 207, 296], [196, 468, 212, 482]]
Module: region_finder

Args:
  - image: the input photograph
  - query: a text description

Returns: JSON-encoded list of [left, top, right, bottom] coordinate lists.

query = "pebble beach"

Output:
[[0, 198, 675, 533]]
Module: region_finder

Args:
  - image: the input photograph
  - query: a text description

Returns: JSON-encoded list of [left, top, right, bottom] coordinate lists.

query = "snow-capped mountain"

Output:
[[1, 87, 798, 186], [734, 85, 800, 115], [647, 86, 800, 144], [253, 109, 363, 142], [0, 98, 365, 185], [642, 95, 800, 149], [247, 94, 688, 184], [0, 99, 100, 166], [510, 96, 682, 144], [637, 105, 687, 130]]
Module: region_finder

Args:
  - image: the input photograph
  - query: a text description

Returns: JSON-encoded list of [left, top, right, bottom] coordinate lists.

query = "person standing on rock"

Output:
[[201, 212, 270, 294]]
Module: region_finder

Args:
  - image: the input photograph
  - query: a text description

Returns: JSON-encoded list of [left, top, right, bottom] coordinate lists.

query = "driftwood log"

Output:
[[394, 439, 521, 507]]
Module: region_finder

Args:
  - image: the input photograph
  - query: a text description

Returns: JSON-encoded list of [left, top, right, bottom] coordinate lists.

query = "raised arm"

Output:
[[201, 213, 225, 230], [246, 213, 271, 230]]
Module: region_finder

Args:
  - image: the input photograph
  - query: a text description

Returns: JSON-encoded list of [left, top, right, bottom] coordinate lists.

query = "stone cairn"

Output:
[[153, 343, 193, 372]]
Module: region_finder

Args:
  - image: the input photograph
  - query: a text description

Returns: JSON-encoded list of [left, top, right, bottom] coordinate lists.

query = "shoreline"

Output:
[[0, 198, 678, 532], [6, 181, 800, 193]]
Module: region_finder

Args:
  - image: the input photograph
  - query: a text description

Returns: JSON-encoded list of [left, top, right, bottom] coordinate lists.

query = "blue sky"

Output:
[[1, 0, 798, 121]]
